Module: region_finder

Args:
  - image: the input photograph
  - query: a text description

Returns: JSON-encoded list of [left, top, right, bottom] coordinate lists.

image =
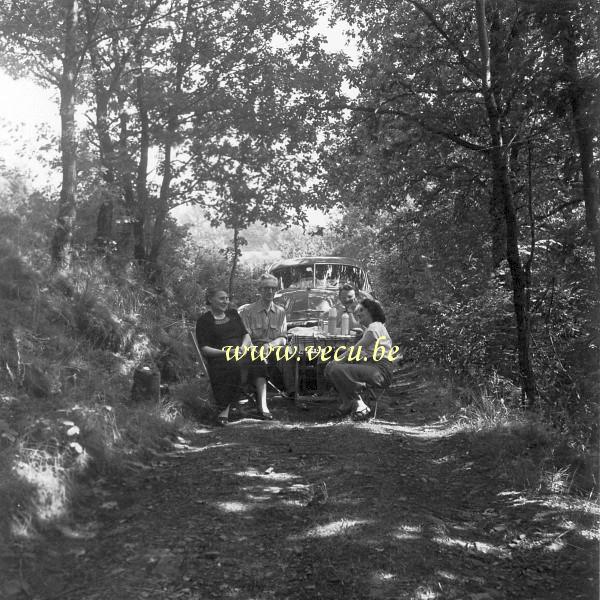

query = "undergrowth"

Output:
[[447, 375, 599, 499], [0, 241, 215, 544]]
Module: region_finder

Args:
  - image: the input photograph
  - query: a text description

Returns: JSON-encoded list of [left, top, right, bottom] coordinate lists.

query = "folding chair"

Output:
[[363, 383, 390, 420], [189, 330, 214, 402]]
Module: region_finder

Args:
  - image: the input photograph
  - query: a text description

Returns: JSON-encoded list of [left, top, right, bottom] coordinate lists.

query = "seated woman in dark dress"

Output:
[[196, 288, 271, 425]]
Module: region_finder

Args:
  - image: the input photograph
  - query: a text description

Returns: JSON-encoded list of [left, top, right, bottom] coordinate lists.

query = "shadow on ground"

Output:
[[2, 387, 598, 600]]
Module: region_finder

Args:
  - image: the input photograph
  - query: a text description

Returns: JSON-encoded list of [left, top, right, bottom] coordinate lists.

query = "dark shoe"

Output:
[[351, 406, 372, 422], [216, 415, 228, 427], [255, 410, 274, 421]]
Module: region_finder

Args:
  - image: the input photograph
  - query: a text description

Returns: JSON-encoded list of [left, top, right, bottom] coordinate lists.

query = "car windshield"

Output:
[[272, 263, 368, 291], [273, 266, 315, 289], [288, 295, 333, 319], [314, 263, 367, 290]]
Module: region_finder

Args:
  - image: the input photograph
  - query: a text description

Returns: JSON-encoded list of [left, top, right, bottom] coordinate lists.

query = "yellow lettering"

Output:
[[259, 345, 272, 361], [320, 346, 332, 362], [333, 345, 347, 361], [224, 346, 248, 361], [305, 346, 319, 361], [275, 345, 298, 362], [372, 336, 388, 362], [387, 346, 402, 362], [347, 345, 363, 362]]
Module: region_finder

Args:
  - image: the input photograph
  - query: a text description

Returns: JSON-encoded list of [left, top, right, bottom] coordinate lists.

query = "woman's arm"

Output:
[[199, 345, 228, 358], [353, 328, 377, 350]]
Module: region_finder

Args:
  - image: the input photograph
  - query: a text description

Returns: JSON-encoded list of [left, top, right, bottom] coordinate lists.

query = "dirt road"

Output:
[[3, 387, 598, 599]]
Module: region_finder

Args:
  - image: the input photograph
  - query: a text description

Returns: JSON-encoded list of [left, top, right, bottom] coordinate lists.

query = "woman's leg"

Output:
[[254, 377, 269, 413], [208, 360, 242, 423], [245, 360, 273, 419], [325, 361, 385, 411]]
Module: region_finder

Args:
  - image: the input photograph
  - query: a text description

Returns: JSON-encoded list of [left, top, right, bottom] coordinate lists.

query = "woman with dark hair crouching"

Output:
[[325, 298, 396, 421], [196, 288, 271, 425]]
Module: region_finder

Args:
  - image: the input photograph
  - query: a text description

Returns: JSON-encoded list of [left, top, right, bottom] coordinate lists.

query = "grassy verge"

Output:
[[0, 247, 214, 544], [446, 377, 598, 499]]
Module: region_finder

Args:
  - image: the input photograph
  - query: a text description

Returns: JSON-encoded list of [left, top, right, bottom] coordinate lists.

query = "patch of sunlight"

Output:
[[433, 536, 509, 558], [372, 571, 396, 582], [280, 499, 306, 507], [431, 455, 454, 464], [436, 570, 458, 581], [292, 518, 371, 539], [414, 585, 439, 600], [244, 493, 271, 502], [213, 501, 251, 513], [508, 494, 600, 515], [394, 523, 423, 540], [170, 442, 238, 454], [544, 539, 565, 552], [579, 528, 600, 540], [369, 422, 454, 439], [261, 486, 284, 494], [15, 450, 69, 523], [394, 532, 421, 540], [235, 468, 300, 481], [192, 427, 213, 434]]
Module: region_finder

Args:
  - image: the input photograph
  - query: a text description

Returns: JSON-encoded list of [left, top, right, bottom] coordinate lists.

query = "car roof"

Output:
[[268, 256, 366, 270], [275, 288, 336, 299]]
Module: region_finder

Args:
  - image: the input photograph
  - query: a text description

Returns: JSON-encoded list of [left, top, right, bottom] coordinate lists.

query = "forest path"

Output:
[[3, 383, 598, 600]]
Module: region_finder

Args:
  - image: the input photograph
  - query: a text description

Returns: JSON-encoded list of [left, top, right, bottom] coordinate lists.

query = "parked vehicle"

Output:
[[268, 257, 372, 329], [268, 256, 372, 293]]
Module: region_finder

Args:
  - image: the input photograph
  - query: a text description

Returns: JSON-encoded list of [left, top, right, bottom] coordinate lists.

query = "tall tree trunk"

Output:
[[228, 227, 240, 298], [91, 74, 115, 250], [559, 11, 600, 290], [476, 0, 537, 406], [88, 44, 115, 250], [117, 86, 137, 251], [148, 0, 194, 275], [133, 53, 149, 263], [490, 176, 507, 269], [51, 0, 78, 269], [147, 143, 170, 282]]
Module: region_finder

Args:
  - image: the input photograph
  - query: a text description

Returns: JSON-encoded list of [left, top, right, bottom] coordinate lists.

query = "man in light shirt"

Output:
[[239, 273, 296, 400]]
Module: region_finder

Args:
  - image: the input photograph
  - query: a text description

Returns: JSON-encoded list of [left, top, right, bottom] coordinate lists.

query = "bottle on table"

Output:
[[327, 305, 337, 335], [340, 311, 350, 335]]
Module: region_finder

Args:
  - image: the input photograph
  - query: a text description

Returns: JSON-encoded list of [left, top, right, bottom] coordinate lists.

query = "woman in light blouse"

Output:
[[325, 298, 395, 421]]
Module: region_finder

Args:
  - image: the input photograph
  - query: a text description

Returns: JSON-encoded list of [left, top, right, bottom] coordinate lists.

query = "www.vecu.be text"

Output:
[[221, 336, 401, 363]]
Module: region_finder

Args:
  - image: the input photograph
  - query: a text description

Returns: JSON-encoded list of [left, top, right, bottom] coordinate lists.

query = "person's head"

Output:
[[257, 273, 279, 303], [205, 288, 229, 312], [355, 298, 386, 327], [338, 283, 357, 308]]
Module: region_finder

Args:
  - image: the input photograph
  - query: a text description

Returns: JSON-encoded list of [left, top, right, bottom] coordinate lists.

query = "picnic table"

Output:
[[287, 326, 361, 399]]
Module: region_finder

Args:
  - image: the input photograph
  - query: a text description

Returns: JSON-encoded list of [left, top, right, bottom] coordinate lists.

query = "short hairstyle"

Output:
[[338, 282, 356, 294], [359, 298, 386, 323], [258, 273, 279, 288], [205, 287, 227, 306]]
